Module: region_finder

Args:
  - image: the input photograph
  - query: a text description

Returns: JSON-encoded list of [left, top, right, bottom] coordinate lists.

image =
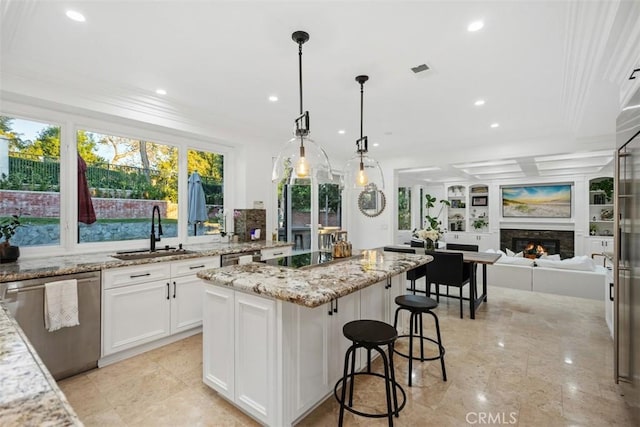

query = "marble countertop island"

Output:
[[0, 304, 82, 426], [197, 249, 432, 308]]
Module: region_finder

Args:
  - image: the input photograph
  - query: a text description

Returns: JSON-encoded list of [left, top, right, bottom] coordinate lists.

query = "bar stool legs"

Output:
[[393, 295, 447, 387], [334, 320, 406, 427]]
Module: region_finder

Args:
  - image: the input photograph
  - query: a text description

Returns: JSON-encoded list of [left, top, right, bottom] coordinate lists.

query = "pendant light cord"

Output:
[[298, 41, 304, 116]]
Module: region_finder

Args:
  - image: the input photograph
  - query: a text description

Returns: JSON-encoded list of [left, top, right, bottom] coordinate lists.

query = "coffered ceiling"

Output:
[[1, 1, 639, 184]]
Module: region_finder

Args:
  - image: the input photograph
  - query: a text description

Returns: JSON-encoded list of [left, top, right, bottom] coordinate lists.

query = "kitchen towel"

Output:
[[44, 279, 80, 332]]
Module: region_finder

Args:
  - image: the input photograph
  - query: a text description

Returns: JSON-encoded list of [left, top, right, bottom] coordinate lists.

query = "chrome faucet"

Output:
[[150, 205, 163, 251]]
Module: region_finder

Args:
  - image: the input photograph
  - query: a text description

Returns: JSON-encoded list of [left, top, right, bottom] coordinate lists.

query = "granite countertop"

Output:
[[197, 249, 432, 308], [0, 241, 293, 283], [0, 304, 83, 426]]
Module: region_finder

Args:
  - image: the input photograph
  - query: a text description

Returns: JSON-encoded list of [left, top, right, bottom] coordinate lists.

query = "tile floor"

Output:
[[59, 286, 637, 426]]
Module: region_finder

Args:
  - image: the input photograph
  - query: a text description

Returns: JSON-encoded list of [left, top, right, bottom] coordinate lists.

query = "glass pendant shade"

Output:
[[272, 134, 333, 185], [344, 153, 385, 190], [272, 30, 333, 186]]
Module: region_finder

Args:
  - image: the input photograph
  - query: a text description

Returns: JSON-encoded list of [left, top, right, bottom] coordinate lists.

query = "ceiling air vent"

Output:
[[411, 63, 430, 74]]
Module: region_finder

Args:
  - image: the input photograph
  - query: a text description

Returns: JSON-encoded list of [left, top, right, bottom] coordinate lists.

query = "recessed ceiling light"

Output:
[[66, 10, 86, 22], [373, 143, 379, 147], [474, 99, 485, 106], [155, 88, 167, 95], [268, 95, 278, 102], [338, 130, 346, 135], [490, 123, 500, 128], [468, 20, 484, 32]]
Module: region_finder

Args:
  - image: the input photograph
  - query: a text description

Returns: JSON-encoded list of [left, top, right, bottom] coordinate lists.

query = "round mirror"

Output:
[[358, 188, 386, 217]]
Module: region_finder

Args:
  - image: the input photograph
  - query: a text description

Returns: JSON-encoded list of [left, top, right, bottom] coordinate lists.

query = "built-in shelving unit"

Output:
[[447, 185, 466, 232], [469, 184, 489, 232], [588, 177, 614, 238]]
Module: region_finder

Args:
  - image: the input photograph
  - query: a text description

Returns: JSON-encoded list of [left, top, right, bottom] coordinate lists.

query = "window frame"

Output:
[[0, 103, 234, 258]]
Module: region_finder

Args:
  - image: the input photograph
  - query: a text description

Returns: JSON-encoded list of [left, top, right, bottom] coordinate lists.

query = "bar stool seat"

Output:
[[334, 319, 406, 426], [393, 294, 447, 387]]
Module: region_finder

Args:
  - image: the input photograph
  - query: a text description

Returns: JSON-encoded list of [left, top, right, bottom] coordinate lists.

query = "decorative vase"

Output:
[[424, 238, 436, 251], [0, 245, 20, 263]]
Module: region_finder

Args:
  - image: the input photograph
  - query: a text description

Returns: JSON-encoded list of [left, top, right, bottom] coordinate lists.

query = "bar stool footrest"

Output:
[[334, 372, 407, 419], [393, 334, 446, 362]]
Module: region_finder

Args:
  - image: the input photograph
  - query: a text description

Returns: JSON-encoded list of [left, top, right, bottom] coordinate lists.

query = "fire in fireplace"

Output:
[[523, 241, 547, 258], [512, 237, 560, 257]]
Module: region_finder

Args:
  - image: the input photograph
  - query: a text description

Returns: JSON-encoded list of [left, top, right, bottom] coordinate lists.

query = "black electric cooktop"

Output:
[[262, 251, 356, 269]]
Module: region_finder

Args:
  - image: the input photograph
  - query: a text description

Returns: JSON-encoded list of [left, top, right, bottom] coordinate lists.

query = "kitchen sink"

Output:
[[111, 248, 195, 260]]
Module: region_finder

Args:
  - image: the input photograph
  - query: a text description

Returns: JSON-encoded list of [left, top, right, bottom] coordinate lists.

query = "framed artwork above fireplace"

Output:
[[501, 183, 572, 218]]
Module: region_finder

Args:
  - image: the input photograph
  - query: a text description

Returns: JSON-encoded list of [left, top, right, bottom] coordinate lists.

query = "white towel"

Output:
[[44, 279, 80, 332]]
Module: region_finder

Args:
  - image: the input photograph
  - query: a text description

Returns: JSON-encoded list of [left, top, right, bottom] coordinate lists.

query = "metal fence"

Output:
[[2, 153, 223, 203]]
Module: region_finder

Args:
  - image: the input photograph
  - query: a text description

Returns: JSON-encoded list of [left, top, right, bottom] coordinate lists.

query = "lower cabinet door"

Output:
[[170, 275, 204, 334], [234, 292, 277, 426], [202, 284, 235, 401], [283, 301, 331, 421], [329, 292, 361, 386], [103, 280, 171, 356]]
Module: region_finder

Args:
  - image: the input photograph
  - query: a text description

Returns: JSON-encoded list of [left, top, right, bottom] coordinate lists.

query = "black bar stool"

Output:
[[334, 319, 406, 426], [393, 294, 447, 386]]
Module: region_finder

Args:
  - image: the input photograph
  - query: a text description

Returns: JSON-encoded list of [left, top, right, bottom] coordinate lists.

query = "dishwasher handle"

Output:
[[5, 277, 99, 295]]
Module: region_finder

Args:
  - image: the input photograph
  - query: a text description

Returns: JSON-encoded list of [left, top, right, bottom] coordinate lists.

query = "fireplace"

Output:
[[512, 238, 560, 257], [500, 229, 574, 259]]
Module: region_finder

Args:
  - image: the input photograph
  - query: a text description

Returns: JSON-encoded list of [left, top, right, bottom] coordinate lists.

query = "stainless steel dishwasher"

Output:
[[1, 270, 101, 380]]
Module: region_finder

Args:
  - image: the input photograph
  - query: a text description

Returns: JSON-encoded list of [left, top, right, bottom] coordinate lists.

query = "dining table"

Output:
[[384, 245, 501, 319]]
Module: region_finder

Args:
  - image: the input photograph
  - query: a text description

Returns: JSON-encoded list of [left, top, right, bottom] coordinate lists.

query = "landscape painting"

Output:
[[502, 184, 571, 218]]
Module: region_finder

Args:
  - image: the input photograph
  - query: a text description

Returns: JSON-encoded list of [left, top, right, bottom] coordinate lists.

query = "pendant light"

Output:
[[272, 31, 332, 185], [344, 75, 384, 190]]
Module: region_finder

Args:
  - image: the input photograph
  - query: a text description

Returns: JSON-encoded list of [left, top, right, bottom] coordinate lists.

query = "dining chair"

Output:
[[424, 250, 470, 318], [443, 243, 478, 298], [383, 246, 426, 294]]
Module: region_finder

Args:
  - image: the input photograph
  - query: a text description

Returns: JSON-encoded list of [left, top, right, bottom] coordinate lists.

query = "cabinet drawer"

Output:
[[103, 263, 171, 289], [261, 246, 292, 261], [171, 256, 220, 277]]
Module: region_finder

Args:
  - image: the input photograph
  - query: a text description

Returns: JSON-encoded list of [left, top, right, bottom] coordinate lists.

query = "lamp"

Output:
[[272, 31, 332, 185], [344, 75, 384, 190]]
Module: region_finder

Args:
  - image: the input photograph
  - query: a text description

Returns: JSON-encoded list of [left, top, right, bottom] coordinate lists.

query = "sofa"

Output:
[[478, 250, 607, 300]]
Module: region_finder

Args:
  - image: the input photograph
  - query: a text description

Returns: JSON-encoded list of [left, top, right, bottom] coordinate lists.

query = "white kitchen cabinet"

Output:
[[103, 280, 171, 355], [203, 285, 278, 426], [234, 292, 277, 425], [588, 237, 614, 255], [102, 256, 219, 357], [170, 257, 220, 334], [327, 292, 361, 387], [261, 245, 293, 260], [203, 285, 235, 401], [445, 231, 496, 251]]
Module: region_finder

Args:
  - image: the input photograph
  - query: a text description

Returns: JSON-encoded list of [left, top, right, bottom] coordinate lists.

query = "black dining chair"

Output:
[[444, 243, 478, 299], [424, 250, 470, 318], [383, 247, 427, 294]]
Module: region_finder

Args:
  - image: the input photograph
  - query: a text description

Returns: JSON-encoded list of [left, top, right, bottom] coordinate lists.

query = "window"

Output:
[[187, 148, 224, 237], [398, 187, 411, 230], [318, 183, 342, 229], [76, 130, 178, 244], [0, 116, 61, 247]]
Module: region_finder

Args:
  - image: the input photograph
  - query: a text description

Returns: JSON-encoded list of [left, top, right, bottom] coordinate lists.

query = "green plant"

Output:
[[472, 217, 488, 230], [590, 178, 614, 202], [0, 214, 21, 244], [424, 194, 450, 231]]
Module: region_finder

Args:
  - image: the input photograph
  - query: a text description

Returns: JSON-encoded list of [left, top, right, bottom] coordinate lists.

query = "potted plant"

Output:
[[472, 217, 488, 230], [0, 213, 21, 263], [424, 194, 450, 232]]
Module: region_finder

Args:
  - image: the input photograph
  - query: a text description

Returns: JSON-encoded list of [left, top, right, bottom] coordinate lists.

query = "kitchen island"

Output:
[[197, 249, 432, 426]]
